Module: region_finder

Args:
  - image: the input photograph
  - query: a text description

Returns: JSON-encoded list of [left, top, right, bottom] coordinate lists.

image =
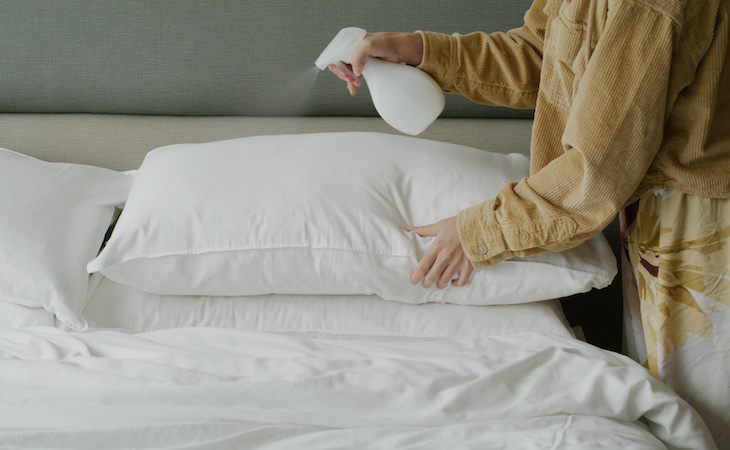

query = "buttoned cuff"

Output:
[[457, 189, 582, 269], [457, 200, 513, 268]]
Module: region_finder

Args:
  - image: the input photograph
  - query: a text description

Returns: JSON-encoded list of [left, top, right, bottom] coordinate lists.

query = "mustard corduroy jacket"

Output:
[[418, 0, 730, 268]]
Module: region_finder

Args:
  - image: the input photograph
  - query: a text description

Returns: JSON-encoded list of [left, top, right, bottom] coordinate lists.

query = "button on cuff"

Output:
[[477, 244, 488, 255]]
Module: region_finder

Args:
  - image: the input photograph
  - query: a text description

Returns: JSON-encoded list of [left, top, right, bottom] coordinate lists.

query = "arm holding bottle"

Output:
[[329, 32, 424, 96], [326, 11, 547, 288]]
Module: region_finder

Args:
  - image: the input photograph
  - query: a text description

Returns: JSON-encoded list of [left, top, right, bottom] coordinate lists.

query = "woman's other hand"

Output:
[[408, 216, 475, 289]]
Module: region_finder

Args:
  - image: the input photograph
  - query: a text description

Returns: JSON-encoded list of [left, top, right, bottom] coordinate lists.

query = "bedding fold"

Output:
[[0, 327, 715, 449]]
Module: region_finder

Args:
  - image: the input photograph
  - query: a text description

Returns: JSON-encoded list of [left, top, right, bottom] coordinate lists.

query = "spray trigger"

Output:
[[335, 61, 358, 80]]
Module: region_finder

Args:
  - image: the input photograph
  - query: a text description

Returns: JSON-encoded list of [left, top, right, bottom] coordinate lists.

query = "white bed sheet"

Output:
[[82, 274, 574, 338], [0, 327, 715, 449]]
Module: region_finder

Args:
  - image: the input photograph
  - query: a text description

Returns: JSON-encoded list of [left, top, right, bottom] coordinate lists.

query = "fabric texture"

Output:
[[88, 132, 617, 304], [0, 148, 133, 330], [417, 0, 730, 268], [84, 274, 573, 337], [0, 301, 56, 328], [0, 0, 533, 119], [0, 115, 535, 172], [621, 190, 730, 448], [0, 327, 717, 450]]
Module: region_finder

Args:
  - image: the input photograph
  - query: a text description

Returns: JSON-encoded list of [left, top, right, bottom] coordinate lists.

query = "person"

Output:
[[328, 0, 730, 446]]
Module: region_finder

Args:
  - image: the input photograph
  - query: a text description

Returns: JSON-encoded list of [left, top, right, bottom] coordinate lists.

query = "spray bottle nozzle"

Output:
[[315, 27, 445, 135], [315, 27, 367, 70]]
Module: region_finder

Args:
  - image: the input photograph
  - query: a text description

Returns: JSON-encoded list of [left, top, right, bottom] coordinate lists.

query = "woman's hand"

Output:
[[328, 32, 424, 96], [328, 62, 362, 96], [408, 216, 475, 289]]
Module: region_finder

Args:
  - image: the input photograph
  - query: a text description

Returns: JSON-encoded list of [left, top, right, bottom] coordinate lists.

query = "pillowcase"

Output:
[[0, 148, 133, 330], [0, 300, 56, 328], [88, 132, 617, 305], [83, 274, 574, 337]]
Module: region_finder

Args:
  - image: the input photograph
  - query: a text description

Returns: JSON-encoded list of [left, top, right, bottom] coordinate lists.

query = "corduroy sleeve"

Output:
[[457, 1, 678, 268], [416, 0, 548, 109]]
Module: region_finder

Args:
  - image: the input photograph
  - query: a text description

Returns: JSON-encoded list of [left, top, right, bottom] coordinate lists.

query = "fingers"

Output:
[[411, 251, 472, 289], [349, 38, 373, 77], [328, 63, 361, 96], [328, 32, 424, 96], [410, 246, 437, 286], [408, 234, 462, 289], [347, 81, 357, 97], [406, 223, 439, 237], [409, 216, 474, 289], [352, 32, 424, 73], [328, 63, 358, 83], [451, 259, 474, 287], [437, 260, 460, 290], [408, 221, 442, 287]]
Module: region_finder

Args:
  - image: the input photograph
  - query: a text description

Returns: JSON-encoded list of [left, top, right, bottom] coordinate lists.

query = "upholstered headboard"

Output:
[[0, 0, 622, 351], [0, 0, 534, 119]]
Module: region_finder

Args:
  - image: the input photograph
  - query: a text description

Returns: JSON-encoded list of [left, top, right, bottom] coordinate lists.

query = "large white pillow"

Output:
[[83, 274, 574, 337], [0, 301, 56, 328], [0, 148, 133, 330], [88, 132, 617, 304]]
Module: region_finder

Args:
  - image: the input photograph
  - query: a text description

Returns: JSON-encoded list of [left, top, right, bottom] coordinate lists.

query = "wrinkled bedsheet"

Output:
[[0, 327, 716, 450]]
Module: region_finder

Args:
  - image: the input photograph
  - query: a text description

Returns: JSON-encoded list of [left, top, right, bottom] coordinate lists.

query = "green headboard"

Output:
[[0, 0, 533, 118]]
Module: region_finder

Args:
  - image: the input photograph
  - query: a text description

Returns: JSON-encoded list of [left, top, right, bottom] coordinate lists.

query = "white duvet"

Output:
[[0, 327, 716, 450]]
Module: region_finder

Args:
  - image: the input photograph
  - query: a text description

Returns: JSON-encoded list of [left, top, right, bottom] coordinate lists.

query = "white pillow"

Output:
[[88, 132, 617, 304], [0, 300, 56, 328], [83, 274, 574, 338], [0, 148, 133, 330]]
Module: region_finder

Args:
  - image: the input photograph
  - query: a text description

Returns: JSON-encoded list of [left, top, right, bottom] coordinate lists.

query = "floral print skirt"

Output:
[[621, 190, 729, 448]]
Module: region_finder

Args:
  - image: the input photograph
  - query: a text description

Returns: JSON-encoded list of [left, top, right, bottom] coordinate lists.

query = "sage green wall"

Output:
[[0, 0, 534, 117]]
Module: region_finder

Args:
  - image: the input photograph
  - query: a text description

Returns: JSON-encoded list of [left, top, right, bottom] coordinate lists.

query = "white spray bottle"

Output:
[[315, 27, 445, 136]]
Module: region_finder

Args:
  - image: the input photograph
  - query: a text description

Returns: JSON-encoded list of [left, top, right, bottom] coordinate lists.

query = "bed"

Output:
[[0, 1, 719, 449]]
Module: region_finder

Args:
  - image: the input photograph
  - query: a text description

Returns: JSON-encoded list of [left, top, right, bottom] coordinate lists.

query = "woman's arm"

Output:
[[417, 0, 548, 109]]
